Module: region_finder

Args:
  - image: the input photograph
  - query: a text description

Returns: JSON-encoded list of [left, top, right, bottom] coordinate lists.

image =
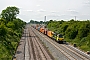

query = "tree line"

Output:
[[0, 6, 26, 59], [29, 20, 46, 24]]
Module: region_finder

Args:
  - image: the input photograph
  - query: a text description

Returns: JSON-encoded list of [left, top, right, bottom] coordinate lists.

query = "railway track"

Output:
[[25, 26, 54, 60], [32, 26, 90, 60], [15, 25, 53, 60]]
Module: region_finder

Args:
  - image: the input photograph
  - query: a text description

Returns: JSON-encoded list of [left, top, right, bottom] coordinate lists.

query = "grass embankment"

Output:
[[47, 20, 90, 52]]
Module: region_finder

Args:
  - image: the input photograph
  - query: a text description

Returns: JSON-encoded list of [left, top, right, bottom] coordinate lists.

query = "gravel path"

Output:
[[15, 29, 26, 60]]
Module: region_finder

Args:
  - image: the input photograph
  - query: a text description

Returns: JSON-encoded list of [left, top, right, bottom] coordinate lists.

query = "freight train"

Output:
[[32, 24, 65, 43]]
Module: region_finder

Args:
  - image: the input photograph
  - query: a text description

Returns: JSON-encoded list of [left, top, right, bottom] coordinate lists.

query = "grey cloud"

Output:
[[68, 10, 79, 14], [50, 11, 59, 13], [26, 10, 33, 12], [47, 14, 60, 17], [37, 9, 46, 12], [36, 5, 40, 7], [84, 0, 90, 4]]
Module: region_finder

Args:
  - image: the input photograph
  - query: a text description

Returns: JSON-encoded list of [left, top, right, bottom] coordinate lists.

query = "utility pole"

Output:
[[75, 16, 76, 21], [44, 16, 46, 23], [44, 16, 46, 28], [44, 16, 46, 25]]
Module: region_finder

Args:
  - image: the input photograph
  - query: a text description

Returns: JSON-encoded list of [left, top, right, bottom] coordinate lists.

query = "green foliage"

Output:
[[7, 22, 15, 29], [1, 6, 19, 21], [0, 18, 6, 24], [65, 24, 78, 39], [0, 6, 26, 59], [86, 33, 90, 47], [0, 23, 7, 37], [47, 20, 90, 51], [77, 22, 90, 39], [61, 24, 68, 32]]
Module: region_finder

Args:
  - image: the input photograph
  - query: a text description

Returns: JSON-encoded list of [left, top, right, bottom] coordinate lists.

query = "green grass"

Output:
[[65, 38, 90, 52], [80, 45, 90, 51]]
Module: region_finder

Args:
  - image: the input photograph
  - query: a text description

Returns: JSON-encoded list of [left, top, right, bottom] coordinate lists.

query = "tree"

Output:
[[40, 21, 43, 24], [1, 6, 19, 22], [30, 20, 34, 24]]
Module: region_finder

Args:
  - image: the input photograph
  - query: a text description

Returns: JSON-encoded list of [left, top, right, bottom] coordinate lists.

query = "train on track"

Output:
[[32, 24, 66, 43]]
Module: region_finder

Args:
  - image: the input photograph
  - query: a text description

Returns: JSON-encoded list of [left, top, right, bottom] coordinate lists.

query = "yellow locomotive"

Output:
[[52, 33, 64, 43]]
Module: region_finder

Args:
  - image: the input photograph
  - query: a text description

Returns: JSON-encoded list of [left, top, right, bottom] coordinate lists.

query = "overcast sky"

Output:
[[0, 0, 90, 22]]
